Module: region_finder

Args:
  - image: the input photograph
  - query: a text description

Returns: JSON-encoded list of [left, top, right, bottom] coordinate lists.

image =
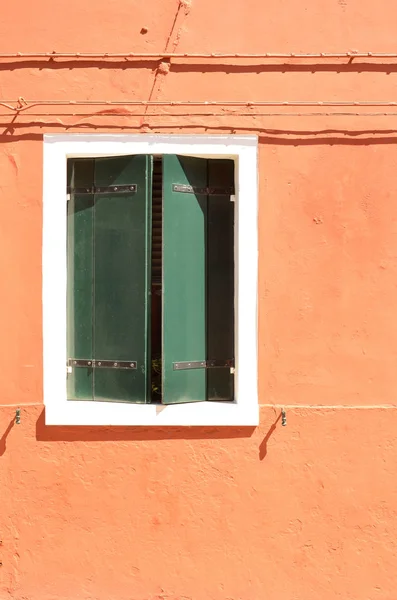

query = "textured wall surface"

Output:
[[1, 0, 397, 598], [1, 406, 397, 600]]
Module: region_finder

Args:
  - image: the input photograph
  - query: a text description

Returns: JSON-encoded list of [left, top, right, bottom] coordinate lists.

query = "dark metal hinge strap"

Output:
[[68, 359, 137, 369], [173, 359, 234, 371], [172, 184, 235, 196], [67, 184, 137, 195]]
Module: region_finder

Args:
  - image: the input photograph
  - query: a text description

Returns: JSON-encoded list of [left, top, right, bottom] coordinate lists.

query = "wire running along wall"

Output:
[[2, 51, 397, 118]]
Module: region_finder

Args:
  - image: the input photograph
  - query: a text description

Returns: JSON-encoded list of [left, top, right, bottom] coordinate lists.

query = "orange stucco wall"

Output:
[[1, 1, 397, 599]]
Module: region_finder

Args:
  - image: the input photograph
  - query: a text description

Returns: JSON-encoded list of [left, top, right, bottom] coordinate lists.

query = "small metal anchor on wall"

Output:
[[281, 408, 287, 426], [15, 408, 21, 425]]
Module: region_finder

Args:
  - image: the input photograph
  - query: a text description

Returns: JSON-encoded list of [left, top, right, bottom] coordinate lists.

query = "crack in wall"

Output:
[[140, 0, 192, 128]]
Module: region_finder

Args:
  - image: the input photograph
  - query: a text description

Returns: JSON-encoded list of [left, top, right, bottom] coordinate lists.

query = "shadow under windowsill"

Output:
[[35, 409, 256, 442]]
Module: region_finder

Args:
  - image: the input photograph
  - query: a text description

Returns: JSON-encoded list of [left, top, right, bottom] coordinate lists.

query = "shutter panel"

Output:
[[67, 159, 95, 400], [207, 159, 235, 401], [162, 156, 235, 404], [93, 155, 152, 403], [162, 156, 207, 403], [67, 155, 152, 404]]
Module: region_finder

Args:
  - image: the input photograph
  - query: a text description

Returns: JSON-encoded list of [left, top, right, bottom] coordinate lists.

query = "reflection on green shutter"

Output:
[[93, 156, 152, 403], [162, 156, 207, 403], [67, 159, 95, 400], [207, 160, 235, 401]]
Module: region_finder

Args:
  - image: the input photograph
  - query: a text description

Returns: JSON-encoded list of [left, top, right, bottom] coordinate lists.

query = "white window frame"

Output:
[[43, 134, 258, 426]]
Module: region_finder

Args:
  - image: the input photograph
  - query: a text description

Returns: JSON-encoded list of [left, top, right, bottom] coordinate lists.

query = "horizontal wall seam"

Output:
[[0, 51, 396, 60], [0, 402, 42, 408], [3, 112, 397, 118], [260, 403, 397, 410]]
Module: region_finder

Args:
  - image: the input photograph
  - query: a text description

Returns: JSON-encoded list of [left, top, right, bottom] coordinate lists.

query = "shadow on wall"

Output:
[[3, 128, 397, 145], [1, 409, 281, 461], [259, 411, 281, 461], [1, 59, 397, 74], [35, 409, 256, 442], [0, 418, 14, 457]]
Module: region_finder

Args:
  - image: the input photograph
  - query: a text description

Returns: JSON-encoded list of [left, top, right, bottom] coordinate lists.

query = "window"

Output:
[[67, 154, 235, 405], [43, 135, 258, 426]]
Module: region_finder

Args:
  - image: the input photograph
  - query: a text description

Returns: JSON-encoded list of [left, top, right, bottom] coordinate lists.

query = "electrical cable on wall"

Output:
[[2, 98, 397, 118]]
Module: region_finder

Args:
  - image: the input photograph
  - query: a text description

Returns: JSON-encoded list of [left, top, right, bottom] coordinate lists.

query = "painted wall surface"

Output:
[[1, 1, 397, 598]]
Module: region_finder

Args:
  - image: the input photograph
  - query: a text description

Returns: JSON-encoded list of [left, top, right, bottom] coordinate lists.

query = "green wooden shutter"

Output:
[[67, 155, 152, 403], [162, 156, 207, 403], [162, 156, 234, 404]]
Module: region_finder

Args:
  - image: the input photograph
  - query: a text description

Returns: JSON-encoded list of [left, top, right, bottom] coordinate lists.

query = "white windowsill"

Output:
[[45, 400, 259, 427], [43, 134, 259, 426]]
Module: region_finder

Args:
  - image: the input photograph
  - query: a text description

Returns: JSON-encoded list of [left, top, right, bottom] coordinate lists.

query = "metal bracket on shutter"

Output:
[[96, 184, 137, 194], [172, 184, 234, 196], [173, 359, 234, 370], [67, 184, 138, 195], [68, 359, 137, 369]]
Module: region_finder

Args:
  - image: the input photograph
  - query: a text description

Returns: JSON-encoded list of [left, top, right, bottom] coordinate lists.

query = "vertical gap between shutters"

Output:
[[151, 156, 163, 402]]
